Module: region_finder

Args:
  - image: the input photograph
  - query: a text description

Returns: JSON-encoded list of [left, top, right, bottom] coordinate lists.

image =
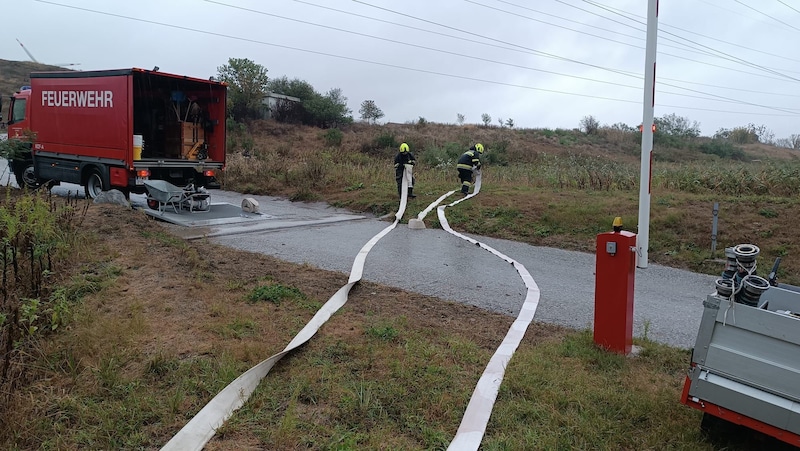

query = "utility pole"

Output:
[[637, 0, 659, 268]]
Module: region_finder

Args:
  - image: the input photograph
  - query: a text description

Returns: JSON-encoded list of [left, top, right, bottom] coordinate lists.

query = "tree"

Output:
[[579, 115, 599, 134], [481, 113, 492, 127], [267, 76, 316, 101], [359, 100, 384, 124], [498, 117, 505, 128], [610, 122, 636, 132], [304, 88, 352, 128], [505, 118, 515, 128], [654, 113, 700, 138], [456, 113, 465, 125], [715, 123, 772, 144], [266, 76, 353, 128], [267, 76, 320, 124], [216, 58, 269, 121]]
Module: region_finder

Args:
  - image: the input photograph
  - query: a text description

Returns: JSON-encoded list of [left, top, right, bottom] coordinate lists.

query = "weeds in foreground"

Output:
[[0, 189, 90, 403]]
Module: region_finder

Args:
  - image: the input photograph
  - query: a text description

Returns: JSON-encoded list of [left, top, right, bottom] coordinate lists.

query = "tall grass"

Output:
[[224, 122, 800, 198], [0, 188, 89, 405]]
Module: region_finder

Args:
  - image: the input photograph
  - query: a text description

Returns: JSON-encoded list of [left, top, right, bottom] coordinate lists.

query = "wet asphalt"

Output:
[[0, 158, 717, 349], [204, 190, 716, 350]]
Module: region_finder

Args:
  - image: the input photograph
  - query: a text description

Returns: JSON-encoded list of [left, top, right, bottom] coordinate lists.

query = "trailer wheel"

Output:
[[84, 169, 105, 199]]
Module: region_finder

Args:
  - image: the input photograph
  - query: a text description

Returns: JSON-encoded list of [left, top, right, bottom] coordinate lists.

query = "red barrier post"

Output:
[[594, 218, 637, 354]]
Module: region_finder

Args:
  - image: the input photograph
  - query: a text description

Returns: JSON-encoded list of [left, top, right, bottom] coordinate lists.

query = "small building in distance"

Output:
[[262, 92, 301, 120]]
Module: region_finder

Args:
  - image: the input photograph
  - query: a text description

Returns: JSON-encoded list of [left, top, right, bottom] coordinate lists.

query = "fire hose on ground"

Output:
[[161, 167, 540, 450]]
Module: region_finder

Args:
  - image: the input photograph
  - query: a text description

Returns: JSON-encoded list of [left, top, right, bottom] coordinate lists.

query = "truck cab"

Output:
[[5, 87, 37, 188], [8, 87, 32, 136]]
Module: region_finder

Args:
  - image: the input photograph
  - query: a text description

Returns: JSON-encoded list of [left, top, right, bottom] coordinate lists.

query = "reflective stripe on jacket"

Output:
[[457, 150, 481, 170]]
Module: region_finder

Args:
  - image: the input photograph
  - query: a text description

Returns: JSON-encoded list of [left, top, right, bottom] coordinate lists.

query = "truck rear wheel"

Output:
[[84, 169, 105, 199]]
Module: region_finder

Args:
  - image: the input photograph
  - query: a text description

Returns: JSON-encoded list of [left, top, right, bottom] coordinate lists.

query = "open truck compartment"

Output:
[[130, 70, 225, 162], [682, 246, 800, 448]]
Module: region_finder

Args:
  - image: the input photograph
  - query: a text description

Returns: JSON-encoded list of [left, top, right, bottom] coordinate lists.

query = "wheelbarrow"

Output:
[[143, 180, 210, 213]]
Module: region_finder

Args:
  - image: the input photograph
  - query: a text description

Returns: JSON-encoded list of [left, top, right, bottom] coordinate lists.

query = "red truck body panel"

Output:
[[31, 73, 131, 160], [7, 68, 227, 194]]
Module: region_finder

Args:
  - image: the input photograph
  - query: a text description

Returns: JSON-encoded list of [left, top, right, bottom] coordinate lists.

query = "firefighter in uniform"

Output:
[[394, 142, 417, 198], [457, 143, 484, 195]]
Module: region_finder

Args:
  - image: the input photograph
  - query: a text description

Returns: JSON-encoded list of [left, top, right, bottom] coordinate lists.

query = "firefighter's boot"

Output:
[[408, 188, 416, 199]]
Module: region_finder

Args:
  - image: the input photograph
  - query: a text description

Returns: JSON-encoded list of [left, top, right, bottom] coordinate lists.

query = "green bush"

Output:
[[226, 119, 254, 154], [322, 128, 343, 147], [374, 132, 398, 149], [696, 140, 746, 160], [486, 140, 510, 166], [0, 133, 34, 160], [420, 146, 453, 168]]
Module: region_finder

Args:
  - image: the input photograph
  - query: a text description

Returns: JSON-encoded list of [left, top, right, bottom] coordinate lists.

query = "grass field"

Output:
[[2, 113, 799, 449]]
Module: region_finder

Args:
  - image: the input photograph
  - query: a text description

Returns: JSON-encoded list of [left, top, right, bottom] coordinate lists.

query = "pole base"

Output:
[[408, 218, 426, 229]]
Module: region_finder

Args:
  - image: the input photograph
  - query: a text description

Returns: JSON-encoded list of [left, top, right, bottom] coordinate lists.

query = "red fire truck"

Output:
[[4, 68, 226, 199]]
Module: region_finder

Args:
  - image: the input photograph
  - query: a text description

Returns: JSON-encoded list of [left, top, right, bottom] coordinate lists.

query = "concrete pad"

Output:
[[143, 203, 271, 227]]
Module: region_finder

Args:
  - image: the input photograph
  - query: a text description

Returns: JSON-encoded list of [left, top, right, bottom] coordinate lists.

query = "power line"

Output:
[[471, 0, 724, 61], [29, 0, 639, 104], [656, 77, 800, 98], [579, 0, 800, 82], [353, 0, 800, 112], [777, 0, 800, 15], [287, 0, 800, 112], [203, 0, 640, 90], [733, 0, 800, 32], [293, 0, 527, 55], [300, 0, 800, 100], [579, 0, 800, 66], [479, 0, 800, 83], [31, 0, 800, 119], [697, 0, 779, 26], [350, 0, 631, 79]]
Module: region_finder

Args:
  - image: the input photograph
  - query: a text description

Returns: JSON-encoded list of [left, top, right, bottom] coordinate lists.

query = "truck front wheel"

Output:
[[84, 169, 105, 199], [14, 161, 40, 189]]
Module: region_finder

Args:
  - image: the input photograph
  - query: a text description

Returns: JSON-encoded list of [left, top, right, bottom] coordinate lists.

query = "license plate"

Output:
[[135, 176, 147, 185]]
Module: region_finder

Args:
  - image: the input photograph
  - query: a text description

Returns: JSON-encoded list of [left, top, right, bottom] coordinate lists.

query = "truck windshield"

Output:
[[10, 98, 26, 124]]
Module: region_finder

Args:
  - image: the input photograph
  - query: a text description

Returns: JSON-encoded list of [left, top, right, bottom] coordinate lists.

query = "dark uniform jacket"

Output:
[[394, 152, 416, 178], [457, 150, 481, 170]]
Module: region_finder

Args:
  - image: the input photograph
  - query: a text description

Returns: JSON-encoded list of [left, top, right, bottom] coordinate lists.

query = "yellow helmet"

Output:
[[475, 143, 484, 153], [399, 142, 409, 153]]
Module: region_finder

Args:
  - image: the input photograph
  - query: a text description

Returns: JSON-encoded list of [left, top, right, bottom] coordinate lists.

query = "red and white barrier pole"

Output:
[[637, 0, 659, 268]]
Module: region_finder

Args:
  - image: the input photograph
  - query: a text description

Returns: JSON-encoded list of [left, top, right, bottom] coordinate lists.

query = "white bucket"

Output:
[[133, 134, 143, 160]]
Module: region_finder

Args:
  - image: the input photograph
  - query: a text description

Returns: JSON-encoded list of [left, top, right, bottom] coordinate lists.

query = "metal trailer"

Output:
[[681, 285, 800, 447]]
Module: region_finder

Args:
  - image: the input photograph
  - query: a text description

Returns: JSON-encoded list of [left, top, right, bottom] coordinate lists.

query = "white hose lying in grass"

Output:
[[436, 173, 542, 451], [163, 168, 540, 450], [161, 169, 416, 451]]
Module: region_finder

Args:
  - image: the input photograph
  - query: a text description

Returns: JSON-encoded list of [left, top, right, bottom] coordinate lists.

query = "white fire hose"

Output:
[[161, 166, 540, 450]]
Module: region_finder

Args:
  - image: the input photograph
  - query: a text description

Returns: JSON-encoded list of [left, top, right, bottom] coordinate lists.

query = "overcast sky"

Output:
[[5, 0, 800, 139]]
